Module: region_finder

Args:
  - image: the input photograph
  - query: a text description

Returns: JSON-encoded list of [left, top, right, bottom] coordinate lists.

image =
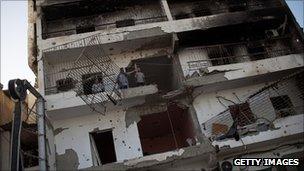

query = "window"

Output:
[[90, 130, 117, 165], [270, 95, 295, 117], [229, 102, 255, 127]]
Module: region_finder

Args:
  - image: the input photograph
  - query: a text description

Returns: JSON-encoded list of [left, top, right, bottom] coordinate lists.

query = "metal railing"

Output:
[[42, 15, 167, 39], [170, 0, 282, 20], [202, 70, 304, 140], [186, 35, 304, 74]]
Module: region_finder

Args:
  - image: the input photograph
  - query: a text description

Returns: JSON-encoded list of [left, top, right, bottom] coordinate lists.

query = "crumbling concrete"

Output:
[[54, 127, 69, 136], [125, 103, 167, 128], [56, 149, 79, 170], [84, 143, 216, 171]]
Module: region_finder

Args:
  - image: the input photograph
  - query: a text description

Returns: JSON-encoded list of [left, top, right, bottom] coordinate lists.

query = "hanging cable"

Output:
[[166, 104, 179, 150]]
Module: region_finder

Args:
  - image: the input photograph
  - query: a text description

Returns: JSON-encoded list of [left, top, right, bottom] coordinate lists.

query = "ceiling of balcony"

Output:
[[43, 34, 172, 64]]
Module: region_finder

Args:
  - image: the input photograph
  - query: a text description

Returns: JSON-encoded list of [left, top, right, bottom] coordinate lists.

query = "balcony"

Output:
[[168, 0, 281, 20], [200, 71, 304, 149], [39, 3, 287, 51], [40, 0, 283, 40], [43, 45, 180, 119], [45, 85, 158, 114], [41, 0, 167, 39], [181, 35, 304, 89]]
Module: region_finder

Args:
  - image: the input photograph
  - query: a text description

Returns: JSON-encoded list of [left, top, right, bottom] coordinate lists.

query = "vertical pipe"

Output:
[[36, 98, 47, 171]]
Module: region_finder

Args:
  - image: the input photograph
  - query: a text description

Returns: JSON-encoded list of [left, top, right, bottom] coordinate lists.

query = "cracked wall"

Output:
[[52, 109, 143, 169]]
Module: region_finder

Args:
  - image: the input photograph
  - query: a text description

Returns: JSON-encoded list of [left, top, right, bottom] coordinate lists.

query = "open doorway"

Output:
[[90, 130, 117, 165], [137, 103, 196, 156], [126, 56, 173, 92]]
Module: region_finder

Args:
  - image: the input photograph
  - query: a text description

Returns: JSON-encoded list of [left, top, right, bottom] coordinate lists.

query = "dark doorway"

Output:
[[126, 56, 173, 92], [90, 130, 117, 165]]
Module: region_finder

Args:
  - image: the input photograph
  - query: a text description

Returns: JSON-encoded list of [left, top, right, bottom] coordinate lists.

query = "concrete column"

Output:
[[160, 0, 173, 21], [36, 6, 45, 96], [37, 98, 47, 171], [187, 103, 213, 148]]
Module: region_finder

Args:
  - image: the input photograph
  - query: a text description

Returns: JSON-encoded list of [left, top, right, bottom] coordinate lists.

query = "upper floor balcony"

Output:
[[176, 17, 304, 90], [37, 0, 285, 44], [43, 39, 182, 117]]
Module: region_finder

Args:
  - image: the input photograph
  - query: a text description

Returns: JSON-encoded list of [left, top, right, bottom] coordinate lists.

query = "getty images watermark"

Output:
[[233, 158, 300, 166]]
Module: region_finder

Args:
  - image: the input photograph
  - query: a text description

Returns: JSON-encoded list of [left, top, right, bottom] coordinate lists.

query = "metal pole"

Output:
[[10, 101, 23, 171], [37, 98, 47, 171]]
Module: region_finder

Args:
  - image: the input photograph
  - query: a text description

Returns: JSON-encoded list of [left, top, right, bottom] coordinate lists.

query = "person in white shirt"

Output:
[[92, 78, 105, 94], [135, 68, 145, 86]]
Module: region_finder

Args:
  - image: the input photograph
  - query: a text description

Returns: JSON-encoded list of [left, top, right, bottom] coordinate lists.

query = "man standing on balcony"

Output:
[[135, 68, 145, 86], [117, 68, 130, 89]]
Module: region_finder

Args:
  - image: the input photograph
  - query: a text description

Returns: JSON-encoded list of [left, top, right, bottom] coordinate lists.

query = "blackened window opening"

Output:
[[90, 130, 117, 165]]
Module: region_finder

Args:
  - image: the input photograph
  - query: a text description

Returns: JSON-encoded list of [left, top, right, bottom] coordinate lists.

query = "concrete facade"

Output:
[[28, 0, 304, 170]]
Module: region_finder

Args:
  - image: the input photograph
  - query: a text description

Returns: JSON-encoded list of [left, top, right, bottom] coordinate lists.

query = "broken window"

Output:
[[90, 130, 117, 165], [82, 72, 104, 95], [270, 95, 295, 117], [229, 102, 255, 127], [137, 103, 196, 156]]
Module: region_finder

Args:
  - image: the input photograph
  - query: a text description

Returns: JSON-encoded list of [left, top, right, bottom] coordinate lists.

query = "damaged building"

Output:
[[28, 0, 304, 170]]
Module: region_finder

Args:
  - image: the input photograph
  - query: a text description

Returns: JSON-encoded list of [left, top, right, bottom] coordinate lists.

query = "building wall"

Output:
[[52, 109, 143, 169]]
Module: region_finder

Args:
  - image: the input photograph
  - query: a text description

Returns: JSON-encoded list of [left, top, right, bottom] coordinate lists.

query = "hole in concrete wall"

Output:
[[137, 103, 196, 156], [90, 130, 117, 165], [126, 56, 174, 92]]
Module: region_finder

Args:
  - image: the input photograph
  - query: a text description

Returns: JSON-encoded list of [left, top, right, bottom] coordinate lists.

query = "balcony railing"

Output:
[[169, 0, 282, 20], [42, 15, 167, 39], [186, 35, 304, 76], [201, 70, 304, 141]]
